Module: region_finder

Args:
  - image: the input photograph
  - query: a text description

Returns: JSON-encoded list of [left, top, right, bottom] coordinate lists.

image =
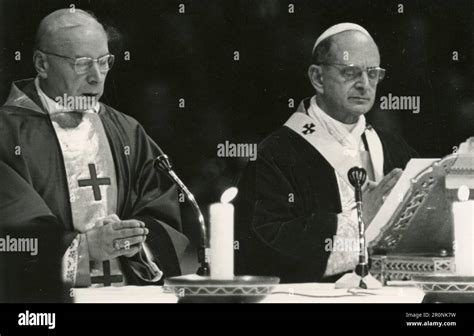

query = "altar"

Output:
[[73, 281, 424, 303]]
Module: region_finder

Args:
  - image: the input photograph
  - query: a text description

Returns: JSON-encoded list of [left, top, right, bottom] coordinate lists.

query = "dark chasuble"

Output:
[[0, 78, 189, 287], [235, 97, 417, 283]]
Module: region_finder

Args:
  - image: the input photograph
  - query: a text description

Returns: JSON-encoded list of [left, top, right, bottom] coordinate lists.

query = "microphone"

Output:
[[335, 167, 382, 289], [154, 154, 210, 276], [157, 153, 280, 303], [348, 167, 369, 288]]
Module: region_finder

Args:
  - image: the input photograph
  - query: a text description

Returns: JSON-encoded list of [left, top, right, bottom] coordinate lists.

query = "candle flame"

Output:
[[457, 185, 470, 202], [220, 187, 238, 203]]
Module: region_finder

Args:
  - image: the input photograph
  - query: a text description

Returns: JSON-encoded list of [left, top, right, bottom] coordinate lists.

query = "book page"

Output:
[[366, 158, 438, 245]]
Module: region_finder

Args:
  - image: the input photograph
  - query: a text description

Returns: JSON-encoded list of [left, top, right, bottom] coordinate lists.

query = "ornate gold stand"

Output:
[[370, 255, 454, 284]]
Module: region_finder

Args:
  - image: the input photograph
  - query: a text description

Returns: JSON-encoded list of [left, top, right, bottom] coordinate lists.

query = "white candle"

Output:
[[210, 188, 238, 279], [452, 186, 474, 276]]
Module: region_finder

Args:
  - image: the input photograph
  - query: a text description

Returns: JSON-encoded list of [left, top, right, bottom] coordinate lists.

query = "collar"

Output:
[[303, 96, 366, 150], [3, 78, 45, 114], [308, 96, 364, 133]]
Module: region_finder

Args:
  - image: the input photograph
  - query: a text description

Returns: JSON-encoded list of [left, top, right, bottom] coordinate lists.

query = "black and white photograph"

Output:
[[0, 0, 473, 330]]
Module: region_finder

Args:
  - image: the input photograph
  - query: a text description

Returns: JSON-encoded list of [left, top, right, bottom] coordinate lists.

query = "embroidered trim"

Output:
[[62, 235, 80, 286]]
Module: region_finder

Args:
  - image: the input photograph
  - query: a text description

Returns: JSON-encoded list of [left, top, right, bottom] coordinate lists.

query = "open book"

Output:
[[366, 158, 438, 246]]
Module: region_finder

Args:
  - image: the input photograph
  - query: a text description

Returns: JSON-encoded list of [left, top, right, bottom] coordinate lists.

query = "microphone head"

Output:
[[348, 167, 367, 188], [154, 154, 173, 172]]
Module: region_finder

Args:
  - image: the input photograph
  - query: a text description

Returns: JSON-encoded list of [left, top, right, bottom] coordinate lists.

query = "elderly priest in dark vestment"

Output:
[[0, 9, 188, 288], [235, 23, 418, 283]]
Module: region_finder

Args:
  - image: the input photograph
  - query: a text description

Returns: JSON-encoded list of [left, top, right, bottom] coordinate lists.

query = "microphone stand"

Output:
[[335, 167, 382, 289], [154, 154, 210, 276], [156, 153, 280, 303]]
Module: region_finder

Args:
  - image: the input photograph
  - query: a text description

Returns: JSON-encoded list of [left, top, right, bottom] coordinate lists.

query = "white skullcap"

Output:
[[312, 22, 372, 54]]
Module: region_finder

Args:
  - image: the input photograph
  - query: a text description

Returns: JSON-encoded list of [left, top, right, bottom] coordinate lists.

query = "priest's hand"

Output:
[[85, 215, 149, 261], [362, 168, 403, 226]]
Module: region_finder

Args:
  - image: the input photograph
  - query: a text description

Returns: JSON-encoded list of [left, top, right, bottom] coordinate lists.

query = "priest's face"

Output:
[[318, 31, 381, 124], [39, 23, 110, 110]]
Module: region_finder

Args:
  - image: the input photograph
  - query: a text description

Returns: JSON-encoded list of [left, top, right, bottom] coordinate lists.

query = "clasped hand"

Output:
[[85, 214, 149, 261]]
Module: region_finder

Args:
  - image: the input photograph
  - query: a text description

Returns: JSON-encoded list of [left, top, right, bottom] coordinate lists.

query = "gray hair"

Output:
[[311, 36, 334, 65]]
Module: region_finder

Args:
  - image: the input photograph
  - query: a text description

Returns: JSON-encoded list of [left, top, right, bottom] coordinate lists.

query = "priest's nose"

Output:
[[354, 71, 371, 91], [87, 62, 105, 85]]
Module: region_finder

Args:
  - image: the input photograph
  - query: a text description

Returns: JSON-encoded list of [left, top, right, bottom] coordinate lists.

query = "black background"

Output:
[[1, 303, 474, 333], [0, 0, 472, 271]]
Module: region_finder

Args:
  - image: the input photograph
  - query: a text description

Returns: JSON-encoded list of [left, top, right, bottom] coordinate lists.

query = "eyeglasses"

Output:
[[319, 63, 386, 83], [38, 49, 115, 75]]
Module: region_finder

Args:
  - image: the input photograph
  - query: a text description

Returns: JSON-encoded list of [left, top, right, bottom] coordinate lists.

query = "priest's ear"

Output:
[[308, 64, 324, 94], [33, 50, 49, 79]]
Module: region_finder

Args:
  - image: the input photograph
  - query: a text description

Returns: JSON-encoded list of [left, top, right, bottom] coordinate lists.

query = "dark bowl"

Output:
[[164, 275, 280, 303], [412, 274, 474, 303]]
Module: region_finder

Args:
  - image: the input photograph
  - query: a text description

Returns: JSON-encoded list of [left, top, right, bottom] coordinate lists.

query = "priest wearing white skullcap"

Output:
[[235, 23, 418, 283]]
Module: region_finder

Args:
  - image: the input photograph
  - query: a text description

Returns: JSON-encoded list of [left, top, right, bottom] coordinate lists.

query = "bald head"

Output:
[[329, 30, 379, 64], [34, 9, 107, 53]]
